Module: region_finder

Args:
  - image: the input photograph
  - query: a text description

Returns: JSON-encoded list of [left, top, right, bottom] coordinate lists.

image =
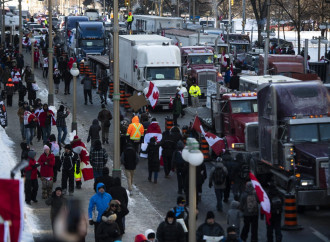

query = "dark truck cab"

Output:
[[257, 81, 330, 206]]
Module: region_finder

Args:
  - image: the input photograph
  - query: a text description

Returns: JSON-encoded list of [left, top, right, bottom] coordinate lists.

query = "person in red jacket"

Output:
[[25, 150, 40, 205], [38, 103, 56, 144], [38, 145, 55, 199], [67, 57, 77, 70], [34, 48, 40, 69]]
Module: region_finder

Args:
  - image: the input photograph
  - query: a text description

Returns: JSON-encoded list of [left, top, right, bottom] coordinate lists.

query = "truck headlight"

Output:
[[231, 143, 245, 149], [300, 180, 314, 186]]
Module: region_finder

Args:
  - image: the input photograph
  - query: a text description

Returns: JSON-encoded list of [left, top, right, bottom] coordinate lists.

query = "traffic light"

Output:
[[125, 0, 130, 7], [231, 0, 234, 6]]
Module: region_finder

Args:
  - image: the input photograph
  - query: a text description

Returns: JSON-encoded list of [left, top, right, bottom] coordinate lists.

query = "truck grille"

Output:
[[158, 86, 177, 95], [245, 123, 259, 152], [198, 72, 216, 87]]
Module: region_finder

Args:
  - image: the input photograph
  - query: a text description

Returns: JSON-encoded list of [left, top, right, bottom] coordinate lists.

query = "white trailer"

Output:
[[119, 35, 187, 107], [132, 15, 183, 33]]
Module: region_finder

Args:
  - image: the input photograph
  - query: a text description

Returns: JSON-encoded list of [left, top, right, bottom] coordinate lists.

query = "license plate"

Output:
[[321, 162, 329, 168]]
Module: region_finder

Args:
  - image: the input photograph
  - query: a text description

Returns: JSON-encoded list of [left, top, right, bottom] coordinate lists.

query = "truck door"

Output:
[[220, 101, 230, 136]]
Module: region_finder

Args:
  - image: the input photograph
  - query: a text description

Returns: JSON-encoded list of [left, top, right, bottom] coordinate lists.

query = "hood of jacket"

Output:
[[230, 200, 240, 209], [214, 162, 225, 169], [132, 116, 139, 123], [96, 182, 106, 195], [92, 119, 99, 126], [145, 229, 156, 240]]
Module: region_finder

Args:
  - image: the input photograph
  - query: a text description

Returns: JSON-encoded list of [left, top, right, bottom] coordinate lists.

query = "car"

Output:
[[269, 38, 293, 49]]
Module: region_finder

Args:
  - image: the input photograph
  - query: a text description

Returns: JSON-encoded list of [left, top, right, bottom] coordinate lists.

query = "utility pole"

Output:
[[2, 1, 5, 47], [19, 0, 22, 54], [228, 0, 231, 32], [242, 0, 246, 34], [192, 0, 195, 23], [177, 0, 179, 17], [48, 0, 54, 106], [264, 0, 270, 75], [113, 0, 121, 179]]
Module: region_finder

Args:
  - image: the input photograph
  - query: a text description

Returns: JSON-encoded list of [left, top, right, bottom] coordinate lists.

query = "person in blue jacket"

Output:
[[88, 182, 112, 242]]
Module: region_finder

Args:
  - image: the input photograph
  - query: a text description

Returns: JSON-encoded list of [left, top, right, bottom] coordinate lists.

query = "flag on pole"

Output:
[[192, 116, 225, 155], [145, 82, 159, 109], [249, 172, 271, 225]]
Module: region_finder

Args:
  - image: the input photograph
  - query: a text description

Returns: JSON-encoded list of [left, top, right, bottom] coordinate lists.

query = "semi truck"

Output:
[[132, 15, 183, 34], [69, 21, 106, 57], [119, 35, 187, 108]]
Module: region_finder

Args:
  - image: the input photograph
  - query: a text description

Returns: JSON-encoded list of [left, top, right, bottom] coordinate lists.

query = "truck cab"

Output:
[[181, 46, 222, 98]]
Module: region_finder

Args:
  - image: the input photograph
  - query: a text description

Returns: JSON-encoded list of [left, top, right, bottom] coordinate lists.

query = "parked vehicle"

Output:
[[132, 15, 183, 33], [84, 9, 100, 21]]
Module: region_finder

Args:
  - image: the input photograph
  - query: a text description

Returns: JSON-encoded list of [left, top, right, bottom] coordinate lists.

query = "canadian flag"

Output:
[[145, 82, 159, 109], [230, 63, 234, 77], [220, 33, 225, 42], [249, 172, 271, 225], [144, 121, 163, 144], [178, 91, 184, 105], [192, 116, 225, 155], [169, 96, 173, 109], [221, 50, 227, 67]]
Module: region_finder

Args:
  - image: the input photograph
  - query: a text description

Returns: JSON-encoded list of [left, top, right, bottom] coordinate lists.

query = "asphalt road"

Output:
[[3, 49, 330, 242]]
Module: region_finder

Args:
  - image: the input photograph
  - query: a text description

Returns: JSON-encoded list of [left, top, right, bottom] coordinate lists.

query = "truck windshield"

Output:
[[188, 55, 213, 64], [290, 123, 330, 142], [231, 100, 258, 113], [146, 67, 181, 80], [79, 39, 104, 47]]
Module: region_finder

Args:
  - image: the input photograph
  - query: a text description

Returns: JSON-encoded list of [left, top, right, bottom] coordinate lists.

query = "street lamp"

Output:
[[70, 63, 79, 133], [182, 137, 204, 242]]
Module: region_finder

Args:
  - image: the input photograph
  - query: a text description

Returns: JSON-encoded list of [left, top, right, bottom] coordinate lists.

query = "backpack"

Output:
[[271, 196, 283, 214], [246, 194, 258, 214], [213, 167, 226, 185]]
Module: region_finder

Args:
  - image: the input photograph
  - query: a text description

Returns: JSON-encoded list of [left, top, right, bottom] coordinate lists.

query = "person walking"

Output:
[[94, 167, 114, 194], [24, 150, 40, 205], [56, 105, 69, 145], [196, 211, 225, 242], [240, 181, 259, 242], [172, 141, 186, 194], [17, 101, 28, 141], [17, 82, 27, 106], [108, 177, 129, 211], [88, 183, 113, 241], [5, 78, 15, 106], [81, 73, 93, 105], [146, 137, 160, 184], [24, 106, 38, 146], [126, 115, 144, 153], [209, 158, 228, 212], [172, 196, 189, 233], [87, 119, 102, 149], [156, 210, 186, 242], [126, 12, 134, 31], [90, 140, 108, 180], [34, 48, 40, 69], [160, 130, 176, 178], [43, 56, 49, 78], [266, 183, 283, 242], [53, 68, 61, 94], [172, 92, 182, 126], [59, 144, 79, 196], [227, 201, 242, 234], [48, 134, 61, 183], [98, 76, 109, 104], [45, 187, 67, 231], [38, 103, 55, 144], [223, 150, 234, 203], [37, 145, 55, 199], [189, 82, 201, 108], [121, 142, 139, 196], [97, 104, 112, 144], [63, 68, 72, 95], [27, 80, 37, 106], [96, 212, 121, 242], [102, 199, 129, 236]]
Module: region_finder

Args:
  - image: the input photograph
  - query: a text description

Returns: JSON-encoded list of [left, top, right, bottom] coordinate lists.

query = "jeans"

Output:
[[25, 127, 32, 145], [93, 170, 103, 180], [84, 89, 92, 103], [20, 122, 25, 140], [99, 91, 107, 103], [148, 171, 158, 182], [176, 168, 185, 193], [215, 188, 224, 210], [267, 214, 282, 242], [241, 215, 259, 242], [41, 125, 51, 144], [25, 179, 38, 202], [57, 126, 67, 144], [191, 96, 199, 107]]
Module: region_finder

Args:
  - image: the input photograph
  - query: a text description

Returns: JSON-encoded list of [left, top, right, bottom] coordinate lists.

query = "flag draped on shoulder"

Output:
[[249, 172, 271, 225], [145, 82, 159, 109], [71, 138, 94, 181], [144, 121, 162, 144], [192, 116, 225, 155]]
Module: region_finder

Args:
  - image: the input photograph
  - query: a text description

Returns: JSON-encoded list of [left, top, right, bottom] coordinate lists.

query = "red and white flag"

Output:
[[145, 82, 159, 109], [0, 179, 24, 242], [220, 33, 225, 42], [221, 51, 227, 67], [249, 172, 271, 225], [144, 121, 163, 144], [230, 63, 234, 77], [178, 91, 184, 105], [169, 96, 173, 109], [192, 116, 225, 155]]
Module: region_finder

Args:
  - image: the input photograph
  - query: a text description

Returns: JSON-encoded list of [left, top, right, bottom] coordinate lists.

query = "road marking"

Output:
[[310, 227, 330, 242]]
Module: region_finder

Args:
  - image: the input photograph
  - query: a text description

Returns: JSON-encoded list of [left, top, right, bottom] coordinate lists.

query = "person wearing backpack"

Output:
[[266, 183, 283, 242], [239, 181, 259, 242], [172, 140, 186, 194], [209, 157, 228, 212]]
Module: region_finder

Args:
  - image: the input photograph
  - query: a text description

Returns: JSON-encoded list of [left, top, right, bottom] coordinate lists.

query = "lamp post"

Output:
[[319, 23, 328, 58], [48, 0, 54, 106], [182, 138, 204, 242], [18, 0, 22, 54], [70, 63, 79, 133]]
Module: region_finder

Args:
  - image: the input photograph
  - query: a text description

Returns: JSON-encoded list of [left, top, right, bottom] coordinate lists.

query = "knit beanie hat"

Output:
[[206, 211, 215, 220], [43, 145, 50, 151], [134, 234, 147, 242], [166, 210, 175, 218], [28, 150, 36, 159], [55, 187, 62, 192], [74, 135, 79, 140]]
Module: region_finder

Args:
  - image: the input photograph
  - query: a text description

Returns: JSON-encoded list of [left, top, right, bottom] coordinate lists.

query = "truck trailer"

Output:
[[119, 35, 187, 108], [132, 15, 183, 34]]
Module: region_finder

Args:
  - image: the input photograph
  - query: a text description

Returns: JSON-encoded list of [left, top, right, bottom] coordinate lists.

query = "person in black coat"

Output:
[[63, 68, 72, 95], [98, 76, 109, 104], [94, 167, 114, 193], [27, 81, 37, 106], [17, 82, 27, 105], [160, 130, 176, 178], [156, 210, 186, 242], [172, 140, 186, 194], [96, 212, 121, 242], [146, 137, 160, 183], [222, 150, 233, 203], [196, 211, 224, 242], [45, 187, 67, 230], [102, 199, 129, 235], [53, 69, 61, 94], [20, 142, 30, 177], [87, 119, 101, 149], [109, 177, 128, 209]]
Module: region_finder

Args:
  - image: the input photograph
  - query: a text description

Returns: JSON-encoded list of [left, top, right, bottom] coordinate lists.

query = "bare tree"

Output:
[[249, 0, 268, 45]]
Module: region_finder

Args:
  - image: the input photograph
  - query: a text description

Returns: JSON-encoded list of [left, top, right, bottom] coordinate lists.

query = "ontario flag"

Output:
[[192, 116, 225, 155], [230, 63, 234, 77], [250, 172, 271, 225], [145, 82, 159, 109]]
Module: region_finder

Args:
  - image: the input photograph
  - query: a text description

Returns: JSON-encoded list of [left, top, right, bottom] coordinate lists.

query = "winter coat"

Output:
[[18, 83, 27, 98], [90, 141, 108, 172], [38, 108, 55, 127], [160, 132, 176, 157], [172, 141, 185, 170], [209, 162, 228, 189], [87, 119, 101, 143], [96, 220, 121, 242], [173, 96, 182, 116], [121, 144, 139, 170], [98, 77, 109, 93], [147, 140, 160, 172], [63, 70, 72, 83], [45, 191, 67, 222], [82, 76, 92, 90], [156, 216, 185, 242], [53, 71, 61, 84], [27, 85, 36, 101], [25, 158, 38, 180], [2, 68, 11, 84], [196, 221, 224, 242], [94, 175, 114, 194], [108, 185, 128, 209], [169, 126, 183, 143], [56, 110, 69, 128], [88, 183, 113, 222], [102, 201, 129, 235], [227, 201, 242, 229], [37, 153, 55, 178], [21, 142, 30, 161], [60, 151, 79, 171], [98, 109, 112, 126]]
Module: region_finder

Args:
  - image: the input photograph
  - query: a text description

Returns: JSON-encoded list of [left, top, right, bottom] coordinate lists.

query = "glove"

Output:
[[89, 220, 94, 225], [209, 183, 212, 188], [32, 164, 40, 168]]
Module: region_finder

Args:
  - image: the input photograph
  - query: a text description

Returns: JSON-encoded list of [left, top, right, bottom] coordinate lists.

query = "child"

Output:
[[227, 200, 242, 234], [45, 187, 66, 230], [146, 137, 160, 184], [24, 150, 40, 205]]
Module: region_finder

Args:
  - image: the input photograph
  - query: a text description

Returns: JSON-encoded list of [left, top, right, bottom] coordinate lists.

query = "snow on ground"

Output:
[[0, 127, 35, 242]]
